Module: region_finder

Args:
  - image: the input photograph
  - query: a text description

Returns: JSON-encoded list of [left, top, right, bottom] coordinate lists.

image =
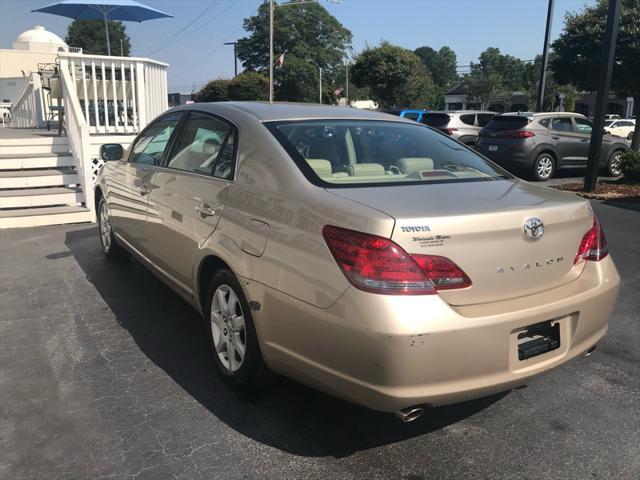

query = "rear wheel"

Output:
[[204, 269, 268, 390], [98, 197, 128, 260], [627, 131, 634, 141], [532, 153, 555, 181], [606, 150, 624, 177]]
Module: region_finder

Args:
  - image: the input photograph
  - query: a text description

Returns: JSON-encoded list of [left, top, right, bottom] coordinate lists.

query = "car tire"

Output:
[[628, 131, 634, 141], [204, 269, 269, 390], [606, 150, 624, 177], [98, 197, 129, 260], [532, 153, 556, 181]]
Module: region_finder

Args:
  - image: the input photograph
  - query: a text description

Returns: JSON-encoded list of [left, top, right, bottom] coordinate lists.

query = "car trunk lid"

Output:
[[327, 180, 593, 306]]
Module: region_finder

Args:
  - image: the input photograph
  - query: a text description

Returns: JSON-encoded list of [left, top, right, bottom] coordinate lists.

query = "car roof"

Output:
[[501, 111, 588, 120], [171, 101, 408, 122], [447, 110, 497, 114]]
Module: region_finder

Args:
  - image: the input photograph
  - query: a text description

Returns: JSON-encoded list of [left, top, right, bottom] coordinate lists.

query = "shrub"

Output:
[[620, 150, 640, 181]]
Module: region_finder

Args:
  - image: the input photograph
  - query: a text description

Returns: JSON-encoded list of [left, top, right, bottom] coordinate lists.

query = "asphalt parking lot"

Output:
[[1, 200, 638, 480]]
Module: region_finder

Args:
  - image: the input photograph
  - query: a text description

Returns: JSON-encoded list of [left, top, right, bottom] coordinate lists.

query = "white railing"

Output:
[[58, 53, 169, 135], [60, 61, 94, 221], [9, 73, 45, 128]]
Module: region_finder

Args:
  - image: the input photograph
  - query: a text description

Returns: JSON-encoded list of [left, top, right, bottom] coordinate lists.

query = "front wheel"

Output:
[[606, 150, 624, 177], [532, 153, 555, 181], [98, 197, 128, 260], [205, 270, 268, 390]]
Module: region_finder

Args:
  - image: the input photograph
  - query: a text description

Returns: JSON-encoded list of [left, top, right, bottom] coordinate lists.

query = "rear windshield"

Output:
[[420, 113, 450, 127], [267, 120, 510, 187], [484, 116, 530, 130]]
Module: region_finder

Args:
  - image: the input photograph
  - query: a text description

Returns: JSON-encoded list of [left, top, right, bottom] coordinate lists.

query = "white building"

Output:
[[0, 26, 77, 105]]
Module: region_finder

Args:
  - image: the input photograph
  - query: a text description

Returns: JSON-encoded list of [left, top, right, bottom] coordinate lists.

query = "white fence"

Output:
[[9, 73, 45, 128], [58, 53, 169, 135]]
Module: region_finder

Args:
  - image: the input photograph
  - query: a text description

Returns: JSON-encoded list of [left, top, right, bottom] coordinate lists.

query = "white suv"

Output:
[[603, 119, 635, 140], [420, 111, 497, 146]]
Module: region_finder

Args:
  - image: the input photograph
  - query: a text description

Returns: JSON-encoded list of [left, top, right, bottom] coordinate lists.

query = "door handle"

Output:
[[139, 184, 151, 196], [195, 204, 216, 216], [551, 136, 560, 140]]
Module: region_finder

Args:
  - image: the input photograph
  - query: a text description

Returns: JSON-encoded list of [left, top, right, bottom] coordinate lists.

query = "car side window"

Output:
[[538, 118, 551, 128], [165, 112, 235, 179], [477, 114, 495, 127], [129, 113, 182, 165], [619, 121, 634, 127], [460, 114, 476, 126], [574, 118, 593, 134], [550, 117, 573, 132]]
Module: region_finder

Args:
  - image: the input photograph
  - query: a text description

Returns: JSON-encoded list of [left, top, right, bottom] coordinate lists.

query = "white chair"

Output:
[[0, 107, 11, 126]]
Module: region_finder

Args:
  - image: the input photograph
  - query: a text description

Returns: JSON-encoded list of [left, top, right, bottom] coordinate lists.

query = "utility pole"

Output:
[[308, 60, 322, 104], [536, 0, 554, 112], [584, 0, 622, 192], [224, 42, 238, 77], [345, 62, 349, 106], [269, 0, 274, 103]]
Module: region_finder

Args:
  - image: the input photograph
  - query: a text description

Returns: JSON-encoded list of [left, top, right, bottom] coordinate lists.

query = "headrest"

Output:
[[307, 159, 332, 177], [397, 157, 434, 173], [348, 163, 385, 176]]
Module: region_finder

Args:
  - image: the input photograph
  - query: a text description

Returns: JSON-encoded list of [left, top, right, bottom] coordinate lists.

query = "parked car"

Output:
[[476, 112, 629, 180], [419, 110, 497, 146], [96, 103, 620, 422], [603, 118, 635, 140], [382, 108, 430, 122]]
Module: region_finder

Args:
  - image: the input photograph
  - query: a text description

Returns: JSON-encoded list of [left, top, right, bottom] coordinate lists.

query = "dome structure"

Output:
[[13, 26, 68, 52]]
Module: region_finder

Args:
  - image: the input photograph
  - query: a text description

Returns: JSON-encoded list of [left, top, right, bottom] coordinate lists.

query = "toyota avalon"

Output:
[[95, 102, 620, 422]]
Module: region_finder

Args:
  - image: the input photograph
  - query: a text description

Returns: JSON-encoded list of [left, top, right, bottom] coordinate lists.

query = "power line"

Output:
[[145, 0, 240, 56], [180, 24, 246, 76]]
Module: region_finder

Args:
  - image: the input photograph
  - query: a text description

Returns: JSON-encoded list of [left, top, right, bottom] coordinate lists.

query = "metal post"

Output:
[[345, 62, 349, 106], [536, 0, 554, 112], [319, 67, 322, 104], [103, 12, 111, 56], [224, 42, 238, 77], [269, 0, 274, 103], [120, 39, 123, 56], [584, 0, 621, 192]]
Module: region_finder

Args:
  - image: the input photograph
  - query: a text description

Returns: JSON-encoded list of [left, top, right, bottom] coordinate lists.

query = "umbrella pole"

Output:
[[103, 12, 111, 56]]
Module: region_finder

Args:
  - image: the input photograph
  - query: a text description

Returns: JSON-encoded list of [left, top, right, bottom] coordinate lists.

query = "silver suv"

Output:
[[420, 110, 497, 145]]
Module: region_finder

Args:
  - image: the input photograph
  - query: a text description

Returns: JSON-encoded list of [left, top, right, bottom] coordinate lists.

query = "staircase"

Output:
[[0, 135, 91, 228]]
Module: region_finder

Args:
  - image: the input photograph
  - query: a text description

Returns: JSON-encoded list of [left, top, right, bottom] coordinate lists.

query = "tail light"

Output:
[[574, 216, 608, 264], [442, 128, 458, 135], [322, 225, 471, 295], [505, 130, 535, 138]]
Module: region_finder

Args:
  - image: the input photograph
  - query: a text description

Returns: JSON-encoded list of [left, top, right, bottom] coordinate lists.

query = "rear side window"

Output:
[[460, 114, 476, 126], [574, 118, 593, 134], [551, 118, 574, 132], [484, 116, 529, 131], [165, 113, 235, 179], [477, 114, 495, 127], [538, 118, 551, 128], [420, 113, 450, 127]]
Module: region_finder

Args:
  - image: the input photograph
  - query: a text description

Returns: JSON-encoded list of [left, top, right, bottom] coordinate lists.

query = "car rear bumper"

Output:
[[477, 146, 532, 169], [243, 256, 620, 412]]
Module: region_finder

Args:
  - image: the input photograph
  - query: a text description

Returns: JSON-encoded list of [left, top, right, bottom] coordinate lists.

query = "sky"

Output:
[[0, 0, 597, 93]]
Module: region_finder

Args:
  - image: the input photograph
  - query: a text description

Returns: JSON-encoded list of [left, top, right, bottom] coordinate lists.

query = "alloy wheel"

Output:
[[609, 153, 623, 177], [99, 201, 112, 252], [210, 284, 247, 372], [536, 156, 554, 180]]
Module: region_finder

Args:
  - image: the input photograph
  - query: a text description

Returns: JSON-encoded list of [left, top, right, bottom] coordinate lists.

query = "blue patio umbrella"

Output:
[[32, 0, 173, 56]]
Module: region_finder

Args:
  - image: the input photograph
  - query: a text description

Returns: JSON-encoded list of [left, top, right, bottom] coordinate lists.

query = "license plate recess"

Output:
[[517, 320, 560, 361]]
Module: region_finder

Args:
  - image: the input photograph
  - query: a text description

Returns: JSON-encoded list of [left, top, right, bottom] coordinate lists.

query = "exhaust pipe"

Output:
[[394, 406, 424, 422], [584, 345, 597, 357]]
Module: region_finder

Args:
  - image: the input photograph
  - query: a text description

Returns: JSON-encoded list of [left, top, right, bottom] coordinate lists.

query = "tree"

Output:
[[414, 45, 458, 88], [197, 79, 230, 102], [66, 20, 131, 56], [551, 0, 640, 149], [236, 1, 352, 102], [228, 72, 269, 101], [351, 42, 439, 108]]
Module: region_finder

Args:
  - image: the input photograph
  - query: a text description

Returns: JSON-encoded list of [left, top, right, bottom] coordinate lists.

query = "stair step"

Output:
[[0, 187, 83, 208], [0, 206, 92, 229], [0, 168, 79, 188], [0, 136, 69, 155], [0, 153, 74, 170]]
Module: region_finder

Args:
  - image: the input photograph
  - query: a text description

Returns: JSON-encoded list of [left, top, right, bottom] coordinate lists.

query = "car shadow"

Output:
[[602, 198, 640, 212], [65, 226, 507, 457]]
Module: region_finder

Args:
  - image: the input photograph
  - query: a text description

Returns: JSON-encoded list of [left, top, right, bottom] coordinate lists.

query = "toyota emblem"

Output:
[[523, 218, 544, 240]]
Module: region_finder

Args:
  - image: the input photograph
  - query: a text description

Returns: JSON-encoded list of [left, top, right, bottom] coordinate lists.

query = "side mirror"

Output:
[[100, 143, 123, 161]]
